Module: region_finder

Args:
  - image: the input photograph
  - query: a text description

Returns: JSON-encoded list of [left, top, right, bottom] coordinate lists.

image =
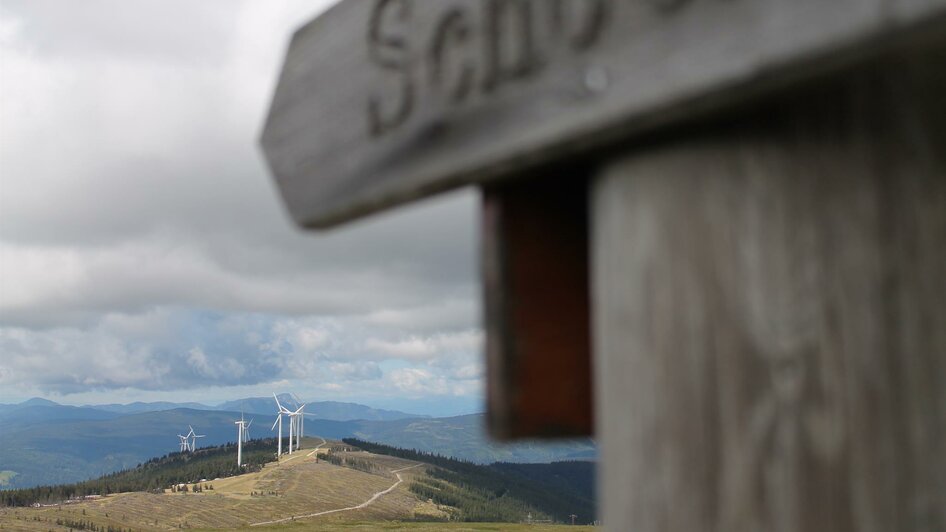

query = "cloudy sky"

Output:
[[0, 0, 483, 416]]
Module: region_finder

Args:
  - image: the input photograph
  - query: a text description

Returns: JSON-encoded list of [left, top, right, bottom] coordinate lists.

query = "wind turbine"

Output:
[[289, 404, 306, 451], [290, 393, 306, 450], [185, 426, 196, 452], [177, 434, 189, 453], [273, 393, 292, 457], [188, 425, 205, 452], [235, 413, 251, 467]]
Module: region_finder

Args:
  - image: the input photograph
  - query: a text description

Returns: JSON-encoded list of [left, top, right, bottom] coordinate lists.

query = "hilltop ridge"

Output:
[[0, 400, 594, 490], [0, 437, 597, 529]]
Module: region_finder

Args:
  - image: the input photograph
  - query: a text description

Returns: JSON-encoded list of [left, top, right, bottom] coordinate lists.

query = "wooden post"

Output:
[[591, 51, 946, 531], [483, 169, 593, 438], [259, 3, 946, 529]]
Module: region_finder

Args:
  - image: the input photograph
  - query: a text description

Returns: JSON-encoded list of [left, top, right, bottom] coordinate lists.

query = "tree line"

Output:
[[342, 438, 595, 524], [320, 452, 378, 474]]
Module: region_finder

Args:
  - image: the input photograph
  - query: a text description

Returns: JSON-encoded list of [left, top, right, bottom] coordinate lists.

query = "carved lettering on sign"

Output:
[[368, 0, 413, 137], [366, 0, 710, 137], [550, 0, 609, 51], [481, 0, 541, 93], [430, 8, 476, 104], [367, 0, 619, 137]]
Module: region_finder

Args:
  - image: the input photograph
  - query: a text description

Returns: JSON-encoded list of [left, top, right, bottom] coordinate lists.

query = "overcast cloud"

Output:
[[0, 0, 483, 415]]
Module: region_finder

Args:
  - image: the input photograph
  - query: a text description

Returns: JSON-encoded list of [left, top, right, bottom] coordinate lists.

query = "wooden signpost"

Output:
[[262, 1, 946, 529], [262, 0, 946, 228]]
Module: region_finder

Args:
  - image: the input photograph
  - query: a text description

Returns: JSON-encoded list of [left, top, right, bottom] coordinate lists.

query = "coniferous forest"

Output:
[[343, 438, 596, 524]]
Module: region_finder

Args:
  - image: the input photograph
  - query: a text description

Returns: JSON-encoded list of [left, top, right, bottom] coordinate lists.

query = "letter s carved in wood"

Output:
[[430, 8, 476, 105], [367, 0, 414, 137]]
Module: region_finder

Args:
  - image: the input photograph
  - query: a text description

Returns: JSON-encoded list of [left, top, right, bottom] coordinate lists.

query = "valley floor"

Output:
[[0, 438, 596, 531]]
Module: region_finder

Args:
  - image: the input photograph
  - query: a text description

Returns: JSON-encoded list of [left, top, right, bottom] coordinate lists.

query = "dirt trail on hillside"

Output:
[[249, 463, 422, 526]]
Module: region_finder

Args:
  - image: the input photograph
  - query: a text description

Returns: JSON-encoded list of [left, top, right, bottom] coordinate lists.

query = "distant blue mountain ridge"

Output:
[[72, 395, 427, 421], [0, 397, 595, 490]]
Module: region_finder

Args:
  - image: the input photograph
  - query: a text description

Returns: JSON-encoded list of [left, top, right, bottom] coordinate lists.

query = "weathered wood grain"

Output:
[[591, 48, 946, 531], [261, 0, 946, 228]]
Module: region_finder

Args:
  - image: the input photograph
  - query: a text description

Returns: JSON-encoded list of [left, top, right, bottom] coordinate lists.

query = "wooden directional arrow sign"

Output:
[[260, 0, 946, 229]]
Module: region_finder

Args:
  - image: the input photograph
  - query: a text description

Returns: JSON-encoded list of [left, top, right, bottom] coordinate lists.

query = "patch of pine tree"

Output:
[[1, 438, 282, 507], [342, 438, 595, 524], [409, 474, 550, 522], [54, 517, 129, 532], [321, 452, 378, 474]]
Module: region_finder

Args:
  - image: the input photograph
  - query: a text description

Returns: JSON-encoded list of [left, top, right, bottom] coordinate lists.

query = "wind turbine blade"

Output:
[[271, 417, 279, 431], [273, 392, 284, 410], [290, 392, 303, 407]]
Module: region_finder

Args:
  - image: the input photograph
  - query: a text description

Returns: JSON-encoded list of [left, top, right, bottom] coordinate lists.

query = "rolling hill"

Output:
[[0, 408, 271, 489], [0, 437, 597, 530], [85, 401, 213, 414], [0, 403, 122, 426], [0, 399, 594, 490]]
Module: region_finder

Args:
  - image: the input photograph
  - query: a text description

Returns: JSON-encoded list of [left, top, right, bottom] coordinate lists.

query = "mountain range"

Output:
[[0, 396, 595, 490], [63, 395, 424, 421]]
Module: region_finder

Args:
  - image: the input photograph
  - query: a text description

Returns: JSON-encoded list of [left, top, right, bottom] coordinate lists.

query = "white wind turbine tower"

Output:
[[272, 393, 292, 457], [271, 414, 283, 457], [177, 434, 189, 453], [287, 405, 295, 455], [289, 404, 306, 451], [290, 393, 306, 450], [235, 413, 252, 467]]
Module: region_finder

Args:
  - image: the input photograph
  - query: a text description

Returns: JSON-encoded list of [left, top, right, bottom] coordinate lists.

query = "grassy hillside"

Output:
[[1, 439, 279, 507], [0, 438, 598, 529], [233, 524, 594, 532], [0, 408, 284, 489], [1, 409, 594, 489], [346, 439, 595, 524], [0, 439, 428, 529]]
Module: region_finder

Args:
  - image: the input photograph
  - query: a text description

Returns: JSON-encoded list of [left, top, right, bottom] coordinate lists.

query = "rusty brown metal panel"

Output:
[[483, 169, 593, 439]]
